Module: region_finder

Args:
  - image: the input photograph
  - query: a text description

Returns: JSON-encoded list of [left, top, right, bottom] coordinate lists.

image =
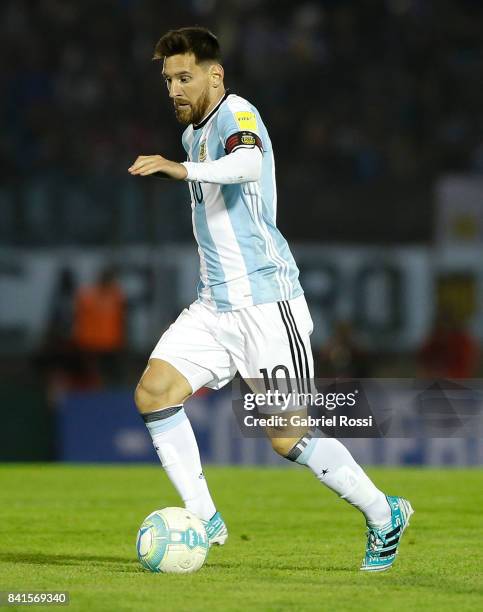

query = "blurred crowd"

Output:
[[1, 0, 483, 244]]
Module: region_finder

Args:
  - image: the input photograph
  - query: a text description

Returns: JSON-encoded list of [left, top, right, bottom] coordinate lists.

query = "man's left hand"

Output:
[[128, 155, 187, 180]]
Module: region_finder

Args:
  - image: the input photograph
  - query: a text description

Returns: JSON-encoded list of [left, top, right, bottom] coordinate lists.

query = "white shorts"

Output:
[[150, 294, 314, 393]]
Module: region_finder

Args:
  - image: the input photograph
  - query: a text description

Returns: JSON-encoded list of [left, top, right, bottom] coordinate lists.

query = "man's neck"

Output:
[[199, 88, 226, 124]]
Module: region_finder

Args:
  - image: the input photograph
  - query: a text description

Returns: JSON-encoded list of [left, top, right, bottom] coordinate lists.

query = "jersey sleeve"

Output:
[[182, 147, 262, 184], [217, 99, 264, 155], [181, 127, 191, 157]]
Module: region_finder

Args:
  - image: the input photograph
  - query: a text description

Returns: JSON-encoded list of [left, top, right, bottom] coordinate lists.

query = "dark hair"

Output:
[[153, 27, 221, 64]]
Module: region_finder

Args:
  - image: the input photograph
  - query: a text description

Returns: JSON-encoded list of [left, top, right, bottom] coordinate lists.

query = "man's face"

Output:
[[163, 53, 212, 125]]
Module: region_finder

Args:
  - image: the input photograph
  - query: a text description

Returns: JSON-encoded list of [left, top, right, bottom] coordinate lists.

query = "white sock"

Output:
[[292, 435, 391, 527], [143, 405, 216, 521]]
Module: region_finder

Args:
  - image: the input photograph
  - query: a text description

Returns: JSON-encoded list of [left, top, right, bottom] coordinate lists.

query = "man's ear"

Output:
[[209, 63, 224, 88]]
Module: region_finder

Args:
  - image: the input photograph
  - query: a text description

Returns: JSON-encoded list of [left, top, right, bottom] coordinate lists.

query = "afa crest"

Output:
[[199, 141, 207, 162]]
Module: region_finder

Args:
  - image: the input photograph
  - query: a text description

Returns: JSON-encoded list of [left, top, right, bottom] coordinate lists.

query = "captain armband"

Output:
[[225, 131, 263, 155]]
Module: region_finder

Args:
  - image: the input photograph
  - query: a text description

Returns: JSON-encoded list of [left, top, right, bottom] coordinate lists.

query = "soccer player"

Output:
[[128, 27, 413, 571]]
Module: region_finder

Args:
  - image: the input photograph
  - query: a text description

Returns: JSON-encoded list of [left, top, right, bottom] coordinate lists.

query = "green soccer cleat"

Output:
[[360, 495, 414, 572], [203, 511, 228, 546]]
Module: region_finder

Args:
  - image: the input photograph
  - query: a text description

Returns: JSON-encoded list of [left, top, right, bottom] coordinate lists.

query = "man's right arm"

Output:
[[181, 147, 262, 184]]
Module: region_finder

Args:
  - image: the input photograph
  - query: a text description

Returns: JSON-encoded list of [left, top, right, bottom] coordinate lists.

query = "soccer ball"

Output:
[[136, 507, 209, 574]]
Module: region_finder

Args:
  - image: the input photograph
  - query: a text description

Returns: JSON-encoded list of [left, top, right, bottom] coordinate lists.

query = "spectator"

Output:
[[35, 266, 100, 403], [419, 307, 479, 379], [73, 266, 126, 384], [318, 320, 371, 378]]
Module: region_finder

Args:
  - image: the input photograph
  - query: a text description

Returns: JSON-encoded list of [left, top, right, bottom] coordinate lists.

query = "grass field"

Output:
[[0, 465, 481, 611]]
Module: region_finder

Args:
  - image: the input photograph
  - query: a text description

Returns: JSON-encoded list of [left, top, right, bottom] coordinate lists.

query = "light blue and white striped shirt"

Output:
[[182, 92, 302, 312]]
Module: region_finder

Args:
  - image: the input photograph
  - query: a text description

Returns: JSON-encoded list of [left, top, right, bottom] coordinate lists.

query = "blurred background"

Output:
[[1, 0, 482, 465]]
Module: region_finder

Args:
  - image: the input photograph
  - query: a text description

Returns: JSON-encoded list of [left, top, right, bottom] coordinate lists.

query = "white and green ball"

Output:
[[136, 507, 209, 574]]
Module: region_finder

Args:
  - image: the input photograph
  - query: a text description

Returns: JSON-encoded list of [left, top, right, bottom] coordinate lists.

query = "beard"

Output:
[[174, 87, 211, 126]]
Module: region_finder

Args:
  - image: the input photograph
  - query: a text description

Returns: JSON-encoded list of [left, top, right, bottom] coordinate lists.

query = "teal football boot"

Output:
[[203, 511, 228, 546], [360, 495, 414, 572]]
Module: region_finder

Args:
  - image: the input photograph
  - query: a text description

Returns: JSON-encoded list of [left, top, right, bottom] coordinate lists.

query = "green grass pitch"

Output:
[[0, 465, 481, 611]]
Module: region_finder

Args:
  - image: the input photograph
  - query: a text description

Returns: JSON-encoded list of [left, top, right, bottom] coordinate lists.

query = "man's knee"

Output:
[[134, 359, 192, 414], [270, 436, 299, 458], [268, 420, 309, 458]]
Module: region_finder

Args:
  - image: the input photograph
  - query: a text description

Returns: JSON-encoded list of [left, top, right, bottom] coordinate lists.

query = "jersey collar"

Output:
[[193, 91, 230, 130]]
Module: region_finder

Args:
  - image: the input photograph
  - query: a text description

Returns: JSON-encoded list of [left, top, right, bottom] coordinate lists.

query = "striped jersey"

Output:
[[182, 92, 302, 311]]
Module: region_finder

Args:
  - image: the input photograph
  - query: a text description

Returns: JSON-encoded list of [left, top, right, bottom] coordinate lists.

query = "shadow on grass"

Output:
[[2, 552, 353, 575], [0, 552, 140, 572], [205, 548, 353, 573], [205, 561, 353, 572]]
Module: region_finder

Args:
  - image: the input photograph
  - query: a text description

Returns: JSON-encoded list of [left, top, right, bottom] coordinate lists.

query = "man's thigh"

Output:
[[227, 294, 315, 442], [228, 294, 314, 394], [151, 302, 237, 393]]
